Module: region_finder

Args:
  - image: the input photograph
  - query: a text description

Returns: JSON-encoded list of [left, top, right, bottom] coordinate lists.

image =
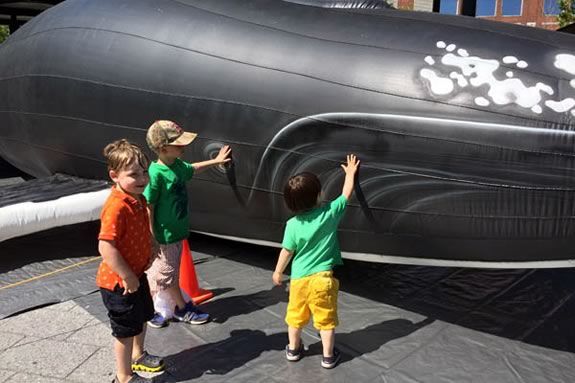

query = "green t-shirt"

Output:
[[143, 158, 195, 244], [281, 195, 347, 279]]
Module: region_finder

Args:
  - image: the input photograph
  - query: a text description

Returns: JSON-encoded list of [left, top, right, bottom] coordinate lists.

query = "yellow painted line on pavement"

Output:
[[0, 257, 99, 291]]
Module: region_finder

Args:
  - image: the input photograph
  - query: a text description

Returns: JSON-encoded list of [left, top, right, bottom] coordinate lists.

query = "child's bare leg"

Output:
[[114, 336, 134, 383], [132, 327, 146, 361], [288, 326, 302, 350], [166, 284, 186, 309], [320, 329, 335, 357]]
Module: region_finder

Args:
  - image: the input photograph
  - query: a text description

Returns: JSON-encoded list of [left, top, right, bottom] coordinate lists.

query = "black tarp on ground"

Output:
[[3, 223, 575, 381], [145, 238, 575, 382], [0, 221, 100, 319]]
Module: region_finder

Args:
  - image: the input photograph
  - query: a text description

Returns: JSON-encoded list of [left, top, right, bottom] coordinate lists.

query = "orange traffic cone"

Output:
[[179, 239, 214, 305]]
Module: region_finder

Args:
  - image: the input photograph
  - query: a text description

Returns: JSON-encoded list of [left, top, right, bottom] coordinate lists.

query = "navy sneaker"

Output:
[[173, 302, 210, 325], [147, 312, 168, 329], [285, 343, 304, 362], [321, 348, 341, 369]]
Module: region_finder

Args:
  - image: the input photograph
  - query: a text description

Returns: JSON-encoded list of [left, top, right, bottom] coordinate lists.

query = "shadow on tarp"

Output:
[[204, 285, 288, 324], [158, 317, 433, 382], [0, 156, 32, 180], [188, 232, 575, 353]]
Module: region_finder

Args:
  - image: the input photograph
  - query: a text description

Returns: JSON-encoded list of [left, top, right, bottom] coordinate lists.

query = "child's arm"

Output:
[[146, 204, 155, 236], [98, 239, 140, 294], [273, 248, 294, 286], [192, 145, 232, 173], [340, 154, 360, 200], [145, 204, 159, 269]]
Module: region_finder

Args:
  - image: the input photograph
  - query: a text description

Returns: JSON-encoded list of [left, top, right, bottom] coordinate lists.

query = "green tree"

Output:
[[558, 0, 575, 28], [0, 25, 9, 44]]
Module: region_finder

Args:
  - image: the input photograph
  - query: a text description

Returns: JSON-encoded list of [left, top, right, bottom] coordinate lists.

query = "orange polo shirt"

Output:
[[96, 186, 151, 291]]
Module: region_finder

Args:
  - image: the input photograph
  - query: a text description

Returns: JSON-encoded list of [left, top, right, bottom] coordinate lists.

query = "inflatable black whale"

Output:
[[1, 0, 575, 267]]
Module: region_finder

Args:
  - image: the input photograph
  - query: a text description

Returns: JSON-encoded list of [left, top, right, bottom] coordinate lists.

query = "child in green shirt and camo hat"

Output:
[[144, 120, 231, 328]]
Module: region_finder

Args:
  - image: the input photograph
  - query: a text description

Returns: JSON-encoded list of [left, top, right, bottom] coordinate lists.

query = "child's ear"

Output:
[[109, 169, 118, 183]]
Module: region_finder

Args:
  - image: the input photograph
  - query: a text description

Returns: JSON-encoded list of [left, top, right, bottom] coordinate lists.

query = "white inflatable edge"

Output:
[[0, 189, 110, 242]]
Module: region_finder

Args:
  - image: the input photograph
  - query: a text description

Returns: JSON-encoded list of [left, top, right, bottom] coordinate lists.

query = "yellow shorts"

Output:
[[285, 271, 339, 331]]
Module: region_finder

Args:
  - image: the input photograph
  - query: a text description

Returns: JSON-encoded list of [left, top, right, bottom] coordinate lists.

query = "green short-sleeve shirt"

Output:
[[143, 158, 194, 244], [281, 195, 347, 279]]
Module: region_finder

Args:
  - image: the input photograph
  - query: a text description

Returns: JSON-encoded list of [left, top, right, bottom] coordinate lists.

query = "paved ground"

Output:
[[2, 228, 575, 382]]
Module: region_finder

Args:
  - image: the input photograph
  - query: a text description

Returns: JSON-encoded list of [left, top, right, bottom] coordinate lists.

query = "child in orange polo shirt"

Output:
[[97, 139, 164, 383]]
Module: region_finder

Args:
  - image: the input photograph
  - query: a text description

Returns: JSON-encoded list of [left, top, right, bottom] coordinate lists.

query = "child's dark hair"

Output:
[[283, 172, 321, 213], [103, 139, 149, 172]]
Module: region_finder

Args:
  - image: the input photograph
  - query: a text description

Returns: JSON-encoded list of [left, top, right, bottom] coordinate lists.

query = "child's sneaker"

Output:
[[321, 348, 341, 369], [131, 351, 165, 373], [147, 312, 168, 329], [173, 302, 210, 324], [113, 373, 154, 382], [285, 343, 304, 362]]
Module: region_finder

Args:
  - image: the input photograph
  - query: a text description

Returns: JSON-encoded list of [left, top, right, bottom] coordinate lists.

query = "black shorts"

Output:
[[100, 274, 154, 338]]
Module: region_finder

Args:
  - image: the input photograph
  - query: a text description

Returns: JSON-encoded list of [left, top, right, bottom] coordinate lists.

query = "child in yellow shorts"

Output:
[[273, 154, 360, 369]]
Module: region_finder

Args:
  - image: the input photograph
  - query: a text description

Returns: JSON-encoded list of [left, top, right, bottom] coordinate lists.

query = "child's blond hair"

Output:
[[103, 139, 149, 172]]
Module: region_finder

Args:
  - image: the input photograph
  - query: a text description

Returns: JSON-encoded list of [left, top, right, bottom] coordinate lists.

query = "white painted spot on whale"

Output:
[[536, 83, 554, 96], [440, 53, 552, 109], [421, 68, 454, 95], [457, 49, 469, 57], [517, 60, 528, 69], [475, 97, 490, 106], [545, 98, 575, 113], [503, 56, 519, 64], [449, 71, 468, 87], [422, 44, 574, 116], [555, 54, 575, 75]]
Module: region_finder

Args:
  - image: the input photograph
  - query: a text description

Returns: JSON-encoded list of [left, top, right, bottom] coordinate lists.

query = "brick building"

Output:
[[395, 0, 434, 11], [431, 0, 563, 30]]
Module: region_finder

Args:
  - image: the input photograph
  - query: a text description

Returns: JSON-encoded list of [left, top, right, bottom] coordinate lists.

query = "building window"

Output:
[[476, 0, 497, 16], [440, 0, 459, 14], [543, 0, 560, 15], [502, 0, 522, 16]]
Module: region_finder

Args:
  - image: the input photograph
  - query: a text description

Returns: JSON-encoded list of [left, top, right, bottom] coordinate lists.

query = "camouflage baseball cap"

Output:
[[146, 120, 197, 152]]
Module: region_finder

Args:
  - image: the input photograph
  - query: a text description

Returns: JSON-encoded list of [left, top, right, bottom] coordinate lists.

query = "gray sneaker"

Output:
[[173, 302, 210, 325], [321, 348, 341, 369], [285, 343, 304, 362]]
